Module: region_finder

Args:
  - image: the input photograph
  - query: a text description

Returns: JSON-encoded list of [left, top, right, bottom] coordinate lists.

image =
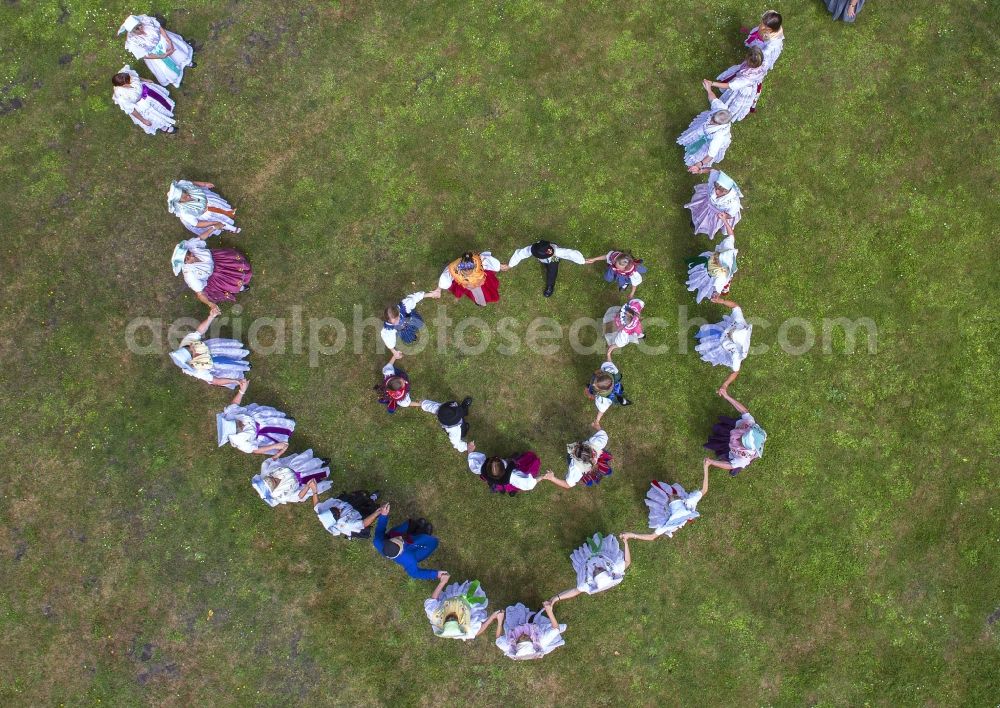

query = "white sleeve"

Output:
[[381, 363, 396, 377], [613, 330, 630, 348], [380, 327, 397, 350], [186, 368, 212, 382], [183, 269, 206, 293], [594, 396, 613, 413], [564, 465, 583, 488], [707, 130, 729, 160], [600, 361, 619, 376], [629, 270, 643, 286], [507, 246, 533, 269], [710, 98, 728, 113], [397, 393, 412, 407], [447, 426, 468, 453], [509, 471, 540, 491], [587, 429, 609, 452], [552, 247, 586, 264], [400, 291, 425, 311], [420, 400, 441, 415], [727, 73, 755, 90], [437, 267, 453, 289], [479, 252, 502, 271], [181, 237, 206, 251], [731, 306, 746, 323], [468, 452, 487, 475]]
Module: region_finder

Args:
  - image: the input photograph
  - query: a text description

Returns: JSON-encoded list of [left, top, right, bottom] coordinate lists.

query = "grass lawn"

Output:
[[1, 0, 998, 704]]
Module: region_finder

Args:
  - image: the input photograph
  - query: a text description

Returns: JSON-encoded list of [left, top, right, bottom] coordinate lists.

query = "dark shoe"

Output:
[[543, 286, 554, 297], [190, 61, 198, 68], [461, 396, 473, 408], [620, 398, 633, 406]]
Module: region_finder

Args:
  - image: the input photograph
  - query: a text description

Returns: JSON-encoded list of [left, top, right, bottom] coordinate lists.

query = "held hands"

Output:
[[499, 264, 510, 272], [467, 441, 476, 453], [427, 288, 442, 298], [438, 570, 450, 581], [378, 503, 391, 516]]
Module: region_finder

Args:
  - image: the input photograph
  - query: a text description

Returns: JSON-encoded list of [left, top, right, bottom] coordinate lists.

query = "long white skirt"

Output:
[[179, 189, 239, 236], [144, 31, 194, 88], [496, 603, 566, 660], [695, 312, 751, 371], [127, 89, 176, 135], [645, 481, 702, 537], [603, 306, 641, 348]]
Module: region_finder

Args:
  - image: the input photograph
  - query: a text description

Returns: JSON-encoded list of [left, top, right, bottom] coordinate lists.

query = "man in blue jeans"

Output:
[[372, 504, 449, 581]]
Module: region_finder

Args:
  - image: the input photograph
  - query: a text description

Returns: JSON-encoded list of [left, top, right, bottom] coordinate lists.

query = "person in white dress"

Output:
[[548, 533, 631, 606], [686, 235, 738, 304], [602, 299, 645, 360], [621, 465, 709, 543], [216, 385, 295, 458], [695, 297, 752, 394], [505, 240, 588, 297], [168, 310, 249, 388], [252, 453, 332, 507], [493, 601, 566, 660], [167, 180, 240, 238], [423, 576, 496, 641], [118, 14, 194, 88], [677, 82, 733, 174], [111, 65, 175, 135], [380, 289, 441, 356], [707, 47, 766, 122], [546, 429, 613, 489], [746, 11, 785, 75], [313, 490, 385, 540], [684, 170, 743, 240]]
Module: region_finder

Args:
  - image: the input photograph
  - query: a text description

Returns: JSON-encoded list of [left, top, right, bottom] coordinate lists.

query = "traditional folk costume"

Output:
[[119, 14, 193, 88], [587, 361, 630, 415], [171, 238, 252, 304], [437, 252, 502, 306], [746, 26, 784, 74], [112, 65, 175, 135], [467, 450, 541, 495], [603, 299, 645, 350], [565, 429, 613, 488], [704, 412, 767, 475], [604, 251, 646, 291], [570, 533, 627, 595], [375, 362, 412, 414], [495, 603, 566, 660], [316, 491, 381, 540], [372, 516, 441, 581], [168, 331, 249, 387], [252, 450, 332, 507], [696, 307, 752, 372], [677, 98, 733, 170], [507, 241, 586, 297], [167, 181, 239, 237], [216, 403, 295, 454], [826, 0, 865, 22], [381, 292, 428, 350], [685, 170, 743, 239], [423, 580, 489, 641], [716, 61, 767, 121], [644, 481, 703, 538], [686, 236, 738, 304], [420, 399, 471, 452]]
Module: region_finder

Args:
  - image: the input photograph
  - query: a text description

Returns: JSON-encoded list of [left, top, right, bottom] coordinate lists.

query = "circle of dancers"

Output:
[[122, 9, 799, 660]]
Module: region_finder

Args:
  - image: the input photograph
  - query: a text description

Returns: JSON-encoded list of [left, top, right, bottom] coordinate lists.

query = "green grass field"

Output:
[[1, 0, 998, 704]]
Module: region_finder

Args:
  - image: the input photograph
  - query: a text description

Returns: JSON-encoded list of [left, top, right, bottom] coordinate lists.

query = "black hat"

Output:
[[436, 401, 465, 427], [530, 240, 555, 259]]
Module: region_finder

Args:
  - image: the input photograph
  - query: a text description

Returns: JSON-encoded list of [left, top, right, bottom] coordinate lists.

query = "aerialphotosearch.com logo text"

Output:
[[125, 304, 878, 366]]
